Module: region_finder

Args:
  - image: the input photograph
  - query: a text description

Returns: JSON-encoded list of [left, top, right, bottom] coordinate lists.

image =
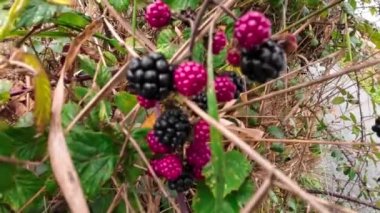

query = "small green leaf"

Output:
[[163, 0, 200, 11], [0, 79, 11, 105], [204, 150, 251, 197], [67, 130, 118, 198], [109, 0, 129, 12], [332, 96, 345, 105], [114, 91, 137, 115], [213, 48, 227, 68], [349, 112, 357, 123], [103, 51, 118, 66], [343, 2, 355, 16], [267, 126, 285, 139], [157, 29, 178, 59], [62, 102, 80, 127], [226, 180, 255, 210], [348, 0, 356, 9], [15, 0, 62, 28], [96, 65, 112, 88], [55, 12, 90, 28], [270, 143, 285, 153], [193, 42, 206, 63], [340, 115, 350, 121], [79, 54, 96, 76], [192, 182, 235, 213]]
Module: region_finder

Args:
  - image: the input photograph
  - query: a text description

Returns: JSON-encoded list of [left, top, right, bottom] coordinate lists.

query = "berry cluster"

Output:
[[129, 4, 293, 194], [372, 117, 380, 137]]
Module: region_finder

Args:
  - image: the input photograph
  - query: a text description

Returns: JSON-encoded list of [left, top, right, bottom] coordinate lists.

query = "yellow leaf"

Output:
[[13, 51, 51, 132], [46, 0, 74, 5], [141, 112, 157, 129]]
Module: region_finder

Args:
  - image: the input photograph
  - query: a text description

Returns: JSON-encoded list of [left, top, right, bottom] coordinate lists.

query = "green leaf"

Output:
[[15, 0, 62, 28], [343, 2, 355, 16], [348, 0, 356, 9], [192, 182, 236, 213], [79, 54, 96, 76], [268, 0, 283, 7], [332, 96, 345, 105], [267, 126, 285, 138], [204, 150, 251, 197], [270, 143, 285, 153], [103, 51, 118, 66], [193, 42, 206, 63], [96, 65, 112, 88], [213, 48, 227, 68], [163, 0, 200, 11], [109, 0, 129, 12], [2, 169, 44, 211], [0, 163, 17, 192], [157, 29, 178, 59], [62, 102, 80, 127], [349, 112, 357, 123], [0, 79, 11, 105], [33, 61, 51, 132], [0, 132, 15, 156], [67, 130, 118, 198], [15, 112, 34, 127], [55, 12, 90, 28], [114, 91, 137, 115], [226, 180, 255, 210], [370, 7, 378, 16]]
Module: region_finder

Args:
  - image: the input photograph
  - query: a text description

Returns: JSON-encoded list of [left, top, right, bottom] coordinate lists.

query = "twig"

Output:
[[0, 156, 41, 166], [222, 58, 380, 113], [183, 98, 330, 213], [241, 173, 273, 212], [275, 0, 344, 35], [102, 0, 156, 51], [188, 0, 212, 58], [243, 137, 380, 146], [17, 186, 46, 213], [119, 126, 180, 213], [212, 0, 237, 21], [307, 189, 380, 211]]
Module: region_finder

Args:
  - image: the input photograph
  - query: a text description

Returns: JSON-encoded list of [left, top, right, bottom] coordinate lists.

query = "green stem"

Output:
[[132, 0, 137, 49], [0, 0, 30, 40], [207, 18, 225, 212], [344, 12, 352, 61]]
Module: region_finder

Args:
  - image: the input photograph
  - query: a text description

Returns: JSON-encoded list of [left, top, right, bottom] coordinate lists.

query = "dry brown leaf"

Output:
[[142, 112, 157, 129], [48, 19, 102, 213]]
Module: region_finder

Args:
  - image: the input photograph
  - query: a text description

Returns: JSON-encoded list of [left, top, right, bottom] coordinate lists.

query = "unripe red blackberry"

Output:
[[145, 0, 171, 28], [194, 120, 210, 143], [191, 91, 207, 111], [151, 154, 182, 181], [212, 31, 227, 54], [240, 40, 286, 83], [138, 96, 157, 109], [215, 76, 237, 102], [192, 166, 204, 180], [174, 61, 207, 97], [126, 52, 173, 100], [154, 108, 191, 149], [227, 48, 241, 66], [146, 130, 169, 154], [219, 72, 245, 98], [186, 141, 211, 168], [234, 11, 271, 49]]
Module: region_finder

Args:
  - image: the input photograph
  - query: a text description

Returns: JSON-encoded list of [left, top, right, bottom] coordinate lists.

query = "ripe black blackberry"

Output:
[[126, 52, 173, 100], [168, 165, 195, 192], [240, 40, 286, 83], [191, 91, 207, 111], [220, 72, 245, 98], [154, 108, 191, 150], [372, 117, 380, 137]]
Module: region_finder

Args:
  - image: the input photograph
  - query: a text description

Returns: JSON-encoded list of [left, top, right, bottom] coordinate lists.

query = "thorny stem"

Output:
[[188, 0, 212, 59]]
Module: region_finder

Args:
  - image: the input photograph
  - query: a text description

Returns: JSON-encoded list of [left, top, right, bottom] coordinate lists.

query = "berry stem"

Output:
[[188, 0, 212, 59], [176, 193, 190, 213]]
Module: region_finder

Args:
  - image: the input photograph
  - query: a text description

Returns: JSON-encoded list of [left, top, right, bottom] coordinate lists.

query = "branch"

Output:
[[307, 189, 380, 211], [222, 58, 380, 113], [188, 0, 212, 57]]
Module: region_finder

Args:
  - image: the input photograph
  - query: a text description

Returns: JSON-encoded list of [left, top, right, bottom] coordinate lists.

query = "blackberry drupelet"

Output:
[[126, 52, 173, 100], [168, 165, 195, 192], [154, 108, 191, 149], [220, 72, 245, 98], [240, 40, 286, 83], [191, 91, 207, 111]]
